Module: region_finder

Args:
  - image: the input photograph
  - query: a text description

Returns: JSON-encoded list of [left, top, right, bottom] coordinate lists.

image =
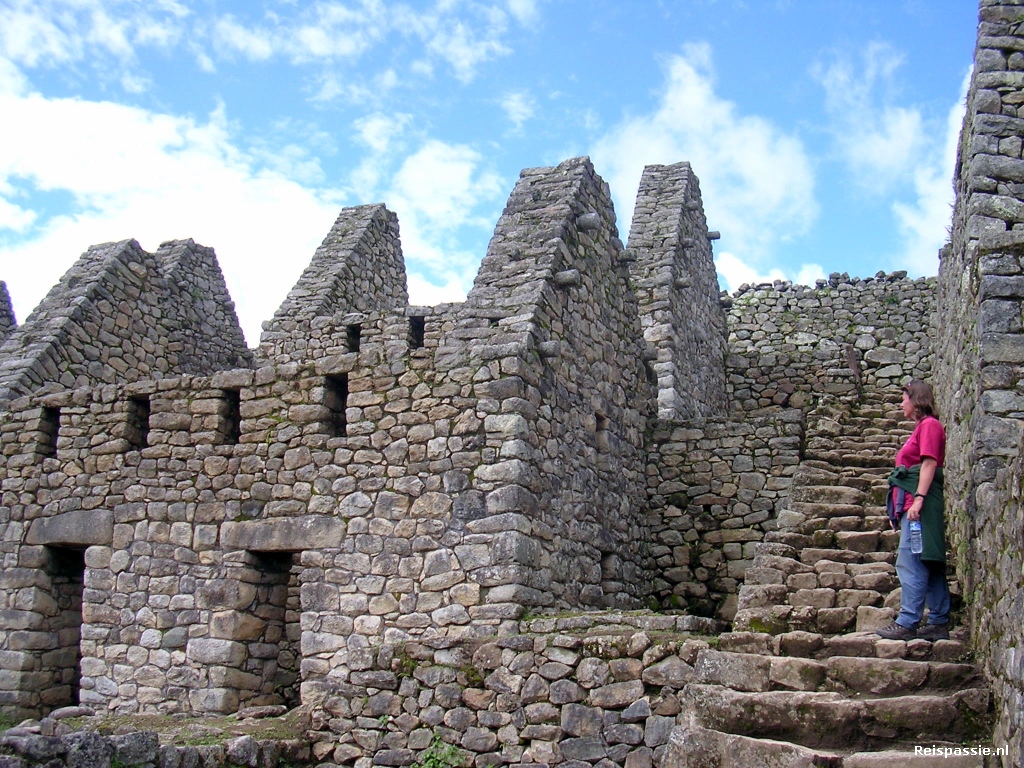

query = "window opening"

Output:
[[323, 374, 349, 437], [38, 406, 61, 458], [409, 316, 426, 349], [644, 361, 658, 386], [127, 396, 151, 450], [595, 413, 610, 452], [221, 389, 242, 445], [346, 324, 361, 353]]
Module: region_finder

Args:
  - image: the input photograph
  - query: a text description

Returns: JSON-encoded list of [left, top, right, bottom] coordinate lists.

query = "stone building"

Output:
[[0, 2, 1023, 766]]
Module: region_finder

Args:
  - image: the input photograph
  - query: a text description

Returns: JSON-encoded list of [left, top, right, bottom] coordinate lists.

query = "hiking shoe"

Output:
[[916, 623, 950, 642], [875, 622, 916, 640]]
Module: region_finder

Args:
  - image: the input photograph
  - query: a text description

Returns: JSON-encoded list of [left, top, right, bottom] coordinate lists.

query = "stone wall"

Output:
[[0, 239, 251, 407], [645, 412, 804, 619], [934, 2, 1024, 763], [0, 723, 310, 768], [627, 163, 727, 421], [725, 274, 935, 412], [459, 157, 656, 611], [260, 204, 407, 353], [304, 612, 717, 767], [0, 158, 662, 720], [0, 281, 14, 346]]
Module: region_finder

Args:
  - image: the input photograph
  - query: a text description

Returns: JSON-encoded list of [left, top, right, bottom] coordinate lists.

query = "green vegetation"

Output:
[[392, 648, 419, 679], [411, 736, 466, 768], [458, 664, 484, 688]]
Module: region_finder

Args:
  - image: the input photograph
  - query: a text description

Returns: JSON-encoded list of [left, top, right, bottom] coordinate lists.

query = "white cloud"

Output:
[[816, 44, 967, 276], [0, 182, 35, 232], [212, 16, 275, 61], [384, 140, 505, 293], [815, 42, 928, 191], [891, 68, 970, 275], [0, 90, 344, 345], [408, 271, 472, 306], [354, 113, 411, 154], [501, 91, 535, 128], [507, 0, 539, 26], [349, 113, 413, 198], [0, 1, 185, 69], [715, 252, 826, 293], [592, 43, 816, 261], [795, 263, 828, 288], [389, 140, 502, 227], [425, 19, 511, 83]]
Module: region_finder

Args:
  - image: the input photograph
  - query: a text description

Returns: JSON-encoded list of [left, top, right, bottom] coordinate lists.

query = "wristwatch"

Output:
[[914, 493, 926, 499]]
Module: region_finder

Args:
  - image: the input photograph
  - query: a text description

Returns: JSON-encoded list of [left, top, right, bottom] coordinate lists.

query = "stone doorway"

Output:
[[42, 546, 86, 711], [249, 551, 302, 708]]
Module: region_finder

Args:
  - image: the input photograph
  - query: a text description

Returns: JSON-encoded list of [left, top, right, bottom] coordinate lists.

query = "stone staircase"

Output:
[[669, 394, 998, 766], [734, 394, 914, 636]]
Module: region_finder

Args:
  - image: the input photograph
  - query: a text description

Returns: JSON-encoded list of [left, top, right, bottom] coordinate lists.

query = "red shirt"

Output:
[[895, 415, 946, 468], [894, 415, 945, 510]]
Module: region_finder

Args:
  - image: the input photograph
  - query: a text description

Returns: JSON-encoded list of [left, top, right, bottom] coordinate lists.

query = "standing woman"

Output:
[[876, 380, 951, 641]]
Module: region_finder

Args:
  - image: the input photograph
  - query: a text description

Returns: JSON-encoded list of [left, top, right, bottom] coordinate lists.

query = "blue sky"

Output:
[[0, 0, 977, 345]]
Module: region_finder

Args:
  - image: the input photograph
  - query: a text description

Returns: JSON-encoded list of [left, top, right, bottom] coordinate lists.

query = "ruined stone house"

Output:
[[1, 1, 1023, 765]]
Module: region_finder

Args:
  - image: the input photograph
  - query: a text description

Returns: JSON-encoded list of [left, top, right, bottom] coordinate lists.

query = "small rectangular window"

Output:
[[127, 396, 151, 450], [323, 374, 348, 437], [409, 316, 425, 349], [38, 406, 61, 458], [595, 413, 610, 452], [346, 324, 361, 353], [221, 389, 242, 445]]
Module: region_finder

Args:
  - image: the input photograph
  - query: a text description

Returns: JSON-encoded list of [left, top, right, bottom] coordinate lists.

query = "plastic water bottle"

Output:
[[909, 520, 923, 554]]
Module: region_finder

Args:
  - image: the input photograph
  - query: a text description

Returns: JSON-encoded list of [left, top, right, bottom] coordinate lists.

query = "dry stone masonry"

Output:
[[0, 239, 251, 407], [2, 3, 1024, 764], [934, 1, 1024, 763], [0, 281, 14, 347]]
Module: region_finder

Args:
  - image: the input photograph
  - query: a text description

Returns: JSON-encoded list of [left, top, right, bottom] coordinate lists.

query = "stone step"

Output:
[[806, 451, 894, 469], [665, 724, 844, 767], [843, 749, 987, 767], [667, 726, 989, 768], [692, 649, 982, 697], [829, 515, 890, 532], [716, 631, 971, 663], [790, 501, 872, 519], [683, 684, 989, 750], [791, 485, 866, 505]]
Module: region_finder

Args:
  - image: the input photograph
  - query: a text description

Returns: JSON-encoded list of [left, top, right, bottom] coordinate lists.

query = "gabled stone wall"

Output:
[[0, 158, 661, 719], [260, 204, 407, 357], [627, 163, 727, 421], [0, 239, 250, 407], [463, 158, 655, 611]]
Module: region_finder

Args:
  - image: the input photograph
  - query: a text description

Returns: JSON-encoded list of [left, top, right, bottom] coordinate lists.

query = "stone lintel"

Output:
[[221, 515, 346, 552], [26, 510, 113, 546]]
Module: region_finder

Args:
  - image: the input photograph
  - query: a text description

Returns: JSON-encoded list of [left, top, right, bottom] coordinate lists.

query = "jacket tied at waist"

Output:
[[886, 464, 946, 563]]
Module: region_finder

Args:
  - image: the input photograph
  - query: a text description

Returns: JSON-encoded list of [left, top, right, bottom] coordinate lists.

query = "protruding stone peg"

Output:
[[577, 212, 602, 231], [674, 277, 691, 289], [554, 269, 581, 287], [537, 341, 561, 358], [707, 231, 721, 241], [685, 200, 700, 211]]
